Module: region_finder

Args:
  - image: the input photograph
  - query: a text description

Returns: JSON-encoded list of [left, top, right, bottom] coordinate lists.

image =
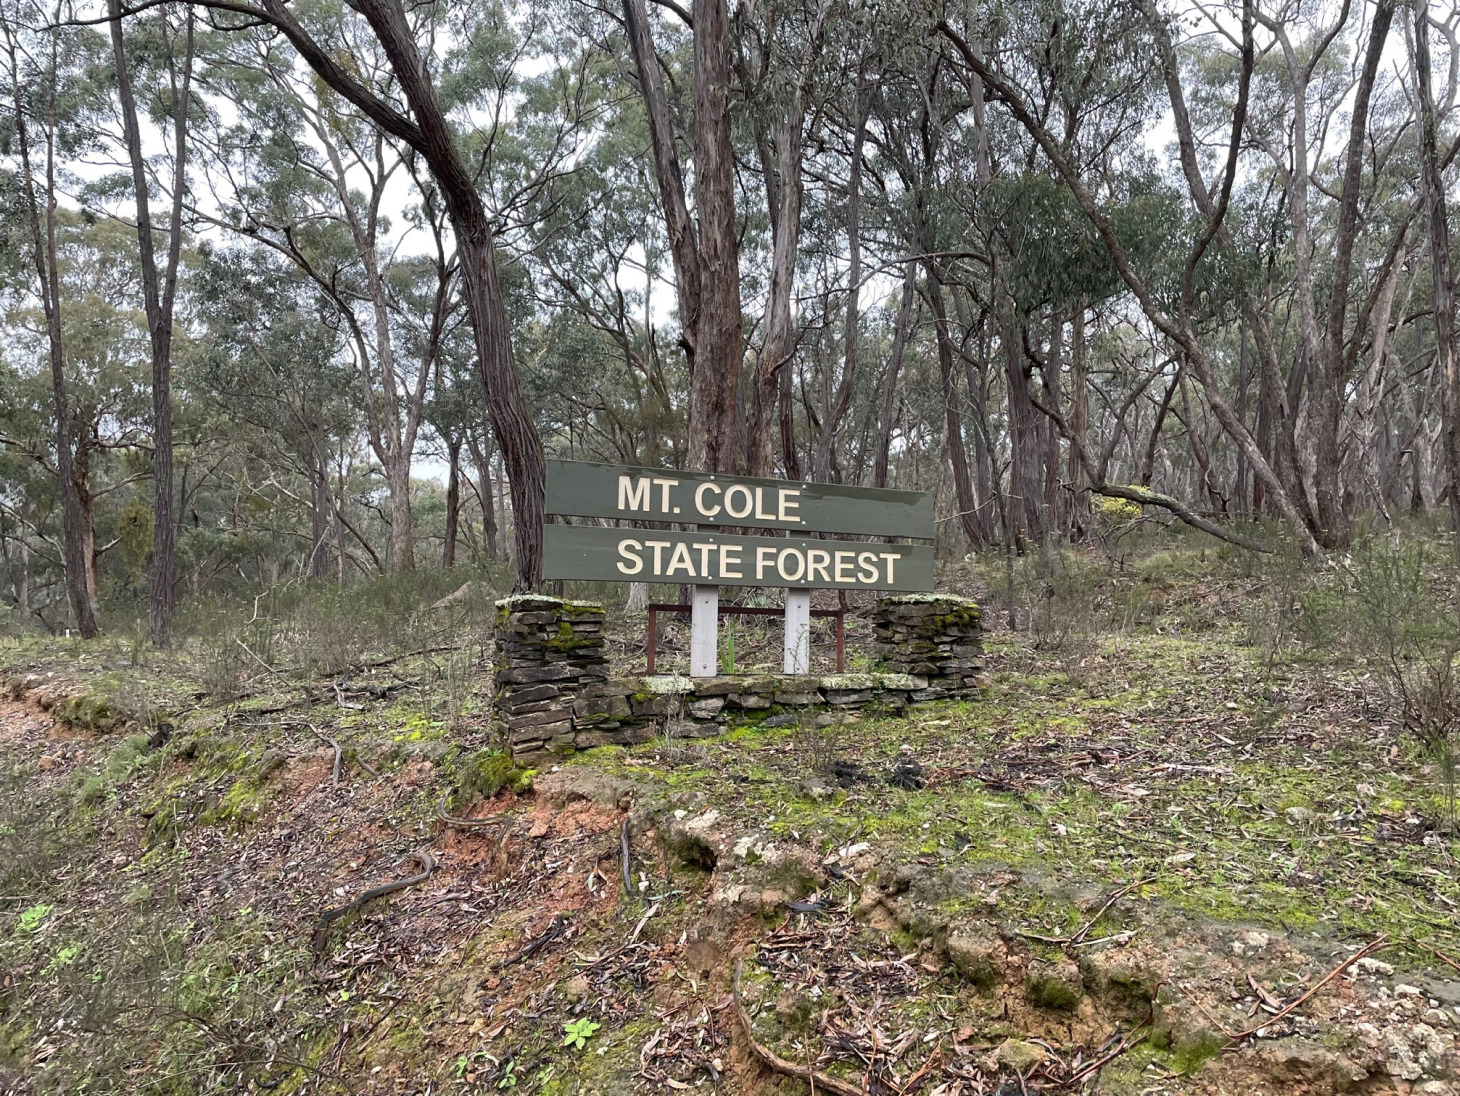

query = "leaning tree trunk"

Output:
[[334, 0, 544, 588]]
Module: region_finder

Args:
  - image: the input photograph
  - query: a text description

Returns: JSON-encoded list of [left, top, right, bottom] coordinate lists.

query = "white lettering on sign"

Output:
[[618, 476, 651, 512], [652, 477, 679, 513], [617, 537, 904, 586], [616, 538, 644, 574], [778, 489, 800, 521], [695, 482, 721, 517], [624, 474, 807, 525]]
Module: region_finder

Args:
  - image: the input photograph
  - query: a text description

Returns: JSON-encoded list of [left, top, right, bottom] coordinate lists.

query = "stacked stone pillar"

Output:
[[494, 595, 611, 759], [871, 595, 984, 699]]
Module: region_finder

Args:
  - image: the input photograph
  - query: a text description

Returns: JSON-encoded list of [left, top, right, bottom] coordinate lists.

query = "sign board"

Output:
[[543, 524, 933, 592], [546, 459, 934, 538]]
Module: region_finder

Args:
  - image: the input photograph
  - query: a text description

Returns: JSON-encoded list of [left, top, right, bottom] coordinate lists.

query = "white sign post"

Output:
[[783, 589, 811, 674], [690, 585, 719, 677]]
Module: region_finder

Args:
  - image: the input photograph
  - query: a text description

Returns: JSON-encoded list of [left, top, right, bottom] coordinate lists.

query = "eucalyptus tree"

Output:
[[117, 0, 550, 588], [103, 0, 193, 641], [200, 35, 441, 573], [190, 243, 365, 579], [620, 0, 742, 475], [1, 0, 100, 633]]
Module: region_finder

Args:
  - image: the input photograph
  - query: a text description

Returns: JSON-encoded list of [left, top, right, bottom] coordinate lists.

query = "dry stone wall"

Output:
[[494, 594, 983, 764]]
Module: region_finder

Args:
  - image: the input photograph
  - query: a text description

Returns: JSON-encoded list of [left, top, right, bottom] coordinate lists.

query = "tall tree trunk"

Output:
[[108, 0, 190, 644], [257, 0, 545, 588], [16, 537, 27, 616], [1002, 306, 1043, 543], [310, 458, 331, 579], [1042, 310, 1064, 535], [1069, 303, 1091, 537], [873, 261, 917, 488], [443, 439, 460, 568], [623, 0, 700, 363], [7, 36, 97, 636], [779, 357, 801, 478], [1414, 0, 1460, 532], [688, 0, 743, 474], [747, 94, 810, 477], [1235, 328, 1250, 515], [467, 432, 498, 561], [925, 271, 983, 548], [812, 89, 870, 483], [1306, 0, 1396, 548]]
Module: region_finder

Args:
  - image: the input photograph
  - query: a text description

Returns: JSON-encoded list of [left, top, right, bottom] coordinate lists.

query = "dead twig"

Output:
[[732, 960, 864, 1096], [312, 850, 436, 959], [621, 817, 634, 895], [1070, 877, 1157, 945], [1418, 942, 1460, 977], [307, 724, 342, 787], [435, 794, 504, 830], [1226, 936, 1388, 1044], [496, 915, 569, 970]]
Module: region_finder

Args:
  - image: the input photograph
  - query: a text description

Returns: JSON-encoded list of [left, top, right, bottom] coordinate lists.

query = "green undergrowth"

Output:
[[591, 627, 1460, 956]]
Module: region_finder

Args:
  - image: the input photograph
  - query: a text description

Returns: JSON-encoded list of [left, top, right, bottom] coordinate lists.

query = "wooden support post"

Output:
[[691, 585, 719, 677], [784, 590, 811, 674]]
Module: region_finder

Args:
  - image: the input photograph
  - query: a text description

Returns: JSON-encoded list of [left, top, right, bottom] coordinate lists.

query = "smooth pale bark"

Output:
[[311, 125, 424, 573]]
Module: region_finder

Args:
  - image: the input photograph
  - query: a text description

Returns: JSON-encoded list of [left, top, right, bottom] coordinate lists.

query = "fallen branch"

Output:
[[1071, 877, 1157, 945], [1226, 936, 1388, 1044], [1018, 877, 1155, 946], [1418, 942, 1460, 977], [435, 794, 503, 830], [620, 817, 634, 895], [312, 850, 436, 959], [496, 915, 569, 970], [308, 724, 342, 786], [733, 960, 864, 1096]]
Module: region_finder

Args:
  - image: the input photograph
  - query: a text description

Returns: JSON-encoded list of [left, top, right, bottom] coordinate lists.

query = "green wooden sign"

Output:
[[543, 524, 934, 592], [545, 459, 933, 537]]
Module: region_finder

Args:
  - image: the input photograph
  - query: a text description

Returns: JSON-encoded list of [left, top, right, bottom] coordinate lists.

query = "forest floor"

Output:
[[2, 539, 1460, 1095]]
